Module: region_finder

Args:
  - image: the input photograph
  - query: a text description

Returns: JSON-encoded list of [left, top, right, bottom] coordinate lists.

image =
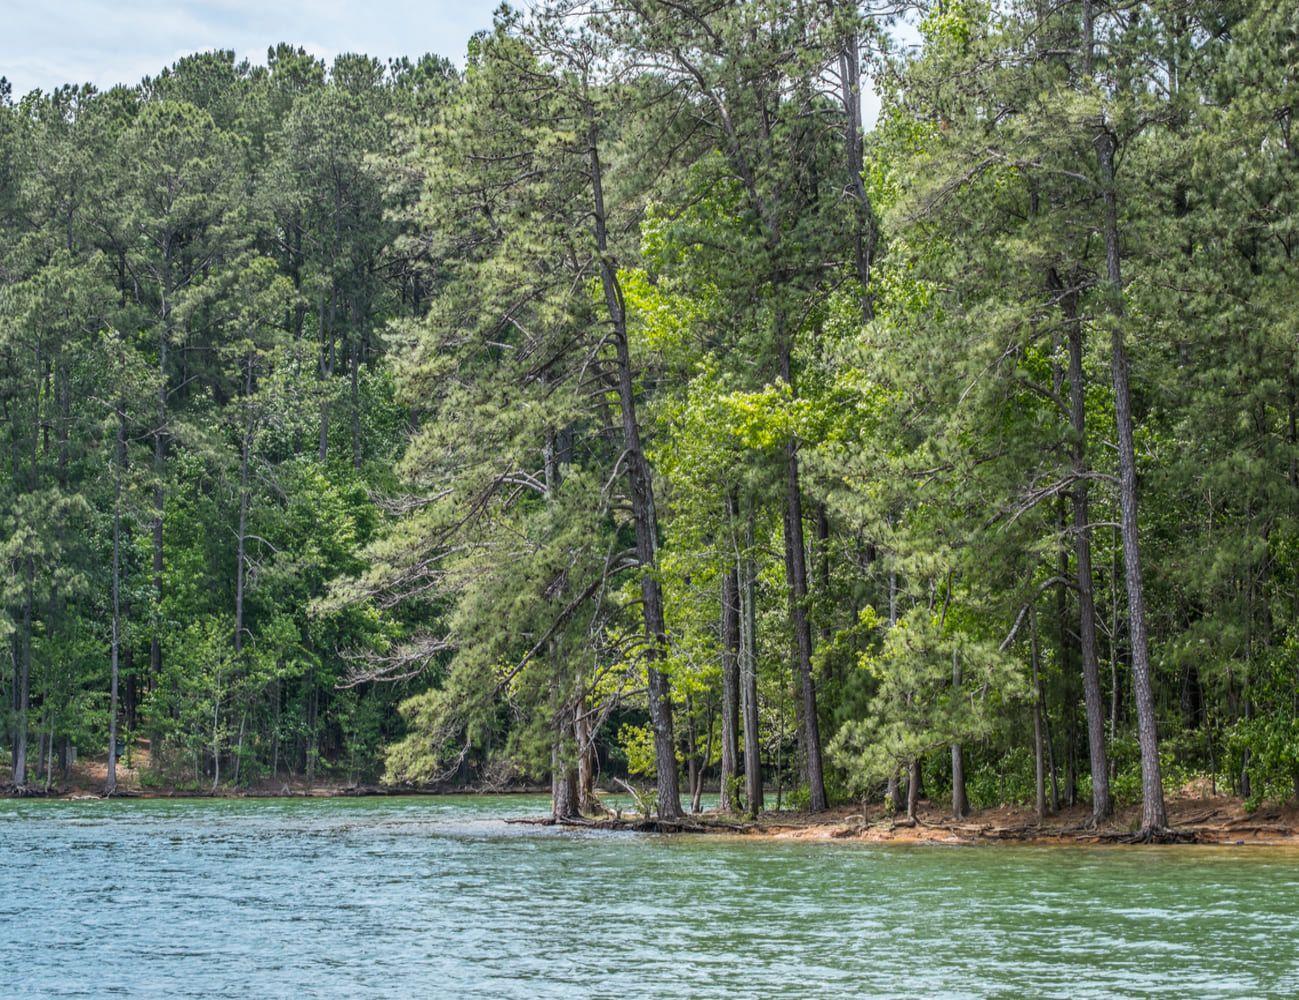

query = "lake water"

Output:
[[2, 795, 1298, 998]]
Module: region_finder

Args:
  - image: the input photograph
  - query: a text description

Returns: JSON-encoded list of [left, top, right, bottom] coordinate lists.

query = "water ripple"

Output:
[[2, 796, 1298, 998]]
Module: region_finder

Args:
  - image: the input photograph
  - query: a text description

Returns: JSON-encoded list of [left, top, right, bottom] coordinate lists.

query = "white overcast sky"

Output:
[[2, 0, 509, 95]]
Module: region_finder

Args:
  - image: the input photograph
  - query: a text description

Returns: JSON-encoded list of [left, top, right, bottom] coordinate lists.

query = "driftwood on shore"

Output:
[[507, 814, 764, 835], [503, 797, 1299, 847]]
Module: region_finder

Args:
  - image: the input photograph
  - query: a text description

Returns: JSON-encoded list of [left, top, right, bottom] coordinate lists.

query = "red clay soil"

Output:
[[728, 795, 1299, 846], [536, 783, 1299, 846]]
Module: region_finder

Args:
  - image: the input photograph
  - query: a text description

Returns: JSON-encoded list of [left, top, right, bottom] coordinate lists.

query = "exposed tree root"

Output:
[[1, 783, 50, 798], [509, 814, 764, 835]]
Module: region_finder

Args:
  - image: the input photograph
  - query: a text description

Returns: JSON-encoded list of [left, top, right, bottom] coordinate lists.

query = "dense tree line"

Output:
[[0, 46, 452, 792], [4, 1, 1297, 839]]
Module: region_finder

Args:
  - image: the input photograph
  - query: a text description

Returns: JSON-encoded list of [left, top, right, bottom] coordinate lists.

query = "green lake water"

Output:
[[2, 794, 1298, 998]]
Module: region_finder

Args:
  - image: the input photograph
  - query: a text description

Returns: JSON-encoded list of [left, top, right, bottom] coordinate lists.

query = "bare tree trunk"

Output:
[[235, 358, 252, 663], [695, 701, 712, 814], [686, 694, 701, 813], [318, 292, 334, 463], [1030, 606, 1047, 823], [838, 27, 877, 317], [150, 436, 164, 685], [44, 715, 54, 792], [551, 695, 579, 820], [575, 706, 598, 815], [1060, 281, 1112, 821], [106, 403, 126, 796], [542, 412, 580, 819], [906, 759, 921, 823], [124, 642, 137, 733], [551, 730, 578, 820], [885, 566, 899, 813], [13, 577, 32, 787], [720, 562, 741, 812], [783, 454, 826, 811], [271, 679, 281, 782], [950, 744, 967, 820], [950, 652, 968, 820], [211, 690, 221, 793], [780, 324, 826, 812], [305, 684, 318, 784], [738, 507, 763, 815], [1095, 121, 1167, 836], [227, 357, 254, 790], [151, 330, 166, 697], [349, 334, 362, 470], [231, 711, 247, 787], [1110, 532, 1121, 743]]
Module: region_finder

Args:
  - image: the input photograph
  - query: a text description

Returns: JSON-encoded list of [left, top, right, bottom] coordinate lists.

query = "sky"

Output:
[[1, 0, 509, 95]]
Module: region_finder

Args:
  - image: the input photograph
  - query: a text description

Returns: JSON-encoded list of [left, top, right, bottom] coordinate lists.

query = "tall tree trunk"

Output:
[[12, 585, 32, 788], [1110, 532, 1121, 743], [738, 507, 763, 815], [12, 339, 43, 790], [211, 688, 221, 793], [694, 700, 713, 814], [950, 650, 968, 820], [663, 37, 828, 814], [575, 706, 598, 815], [106, 403, 126, 796], [586, 111, 682, 819], [906, 758, 921, 823], [124, 642, 137, 734], [1043, 666, 1061, 812], [1059, 281, 1112, 821], [349, 335, 362, 471], [271, 679, 281, 782], [838, 27, 877, 318], [1095, 120, 1167, 835], [231, 710, 247, 787], [305, 684, 318, 784], [151, 331, 166, 697], [885, 556, 900, 812], [44, 715, 54, 792], [235, 359, 252, 664], [815, 505, 832, 644], [542, 416, 576, 819], [719, 563, 741, 813], [318, 291, 334, 463], [551, 713, 578, 820], [780, 321, 826, 812], [686, 694, 701, 813], [229, 357, 253, 791], [1030, 606, 1047, 823]]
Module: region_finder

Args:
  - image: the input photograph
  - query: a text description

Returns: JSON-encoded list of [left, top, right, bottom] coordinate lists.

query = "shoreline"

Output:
[[531, 795, 1299, 848], [0, 780, 554, 800], [8, 769, 1299, 848]]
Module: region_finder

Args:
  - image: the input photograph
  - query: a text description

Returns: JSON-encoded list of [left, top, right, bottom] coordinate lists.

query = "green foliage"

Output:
[[4, 0, 1298, 821], [0, 48, 430, 790], [831, 608, 1027, 793]]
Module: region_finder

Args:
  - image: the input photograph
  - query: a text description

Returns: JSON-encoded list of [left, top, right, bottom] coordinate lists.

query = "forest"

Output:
[[1, 0, 1295, 842]]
